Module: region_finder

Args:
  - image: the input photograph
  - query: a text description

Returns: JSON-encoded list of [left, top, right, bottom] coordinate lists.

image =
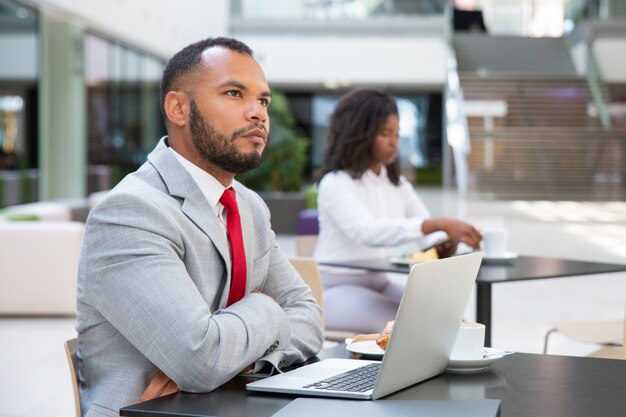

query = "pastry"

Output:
[[375, 320, 394, 351]]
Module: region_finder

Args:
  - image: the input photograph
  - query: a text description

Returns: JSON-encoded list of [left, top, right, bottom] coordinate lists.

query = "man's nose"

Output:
[[246, 100, 268, 123]]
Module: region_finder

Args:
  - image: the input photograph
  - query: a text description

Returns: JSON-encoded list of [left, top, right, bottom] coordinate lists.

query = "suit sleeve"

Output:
[[254, 238, 325, 370], [242, 189, 324, 370]]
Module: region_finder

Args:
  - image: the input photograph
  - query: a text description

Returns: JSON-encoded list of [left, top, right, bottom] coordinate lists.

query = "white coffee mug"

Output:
[[450, 322, 485, 360], [481, 228, 508, 257]]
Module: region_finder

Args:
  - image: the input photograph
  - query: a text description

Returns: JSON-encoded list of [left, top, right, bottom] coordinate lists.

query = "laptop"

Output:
[[247, 252, 483, 400]]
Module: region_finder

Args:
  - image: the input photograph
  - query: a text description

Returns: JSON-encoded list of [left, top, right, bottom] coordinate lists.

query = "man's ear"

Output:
[[164, 91, 189, 127]]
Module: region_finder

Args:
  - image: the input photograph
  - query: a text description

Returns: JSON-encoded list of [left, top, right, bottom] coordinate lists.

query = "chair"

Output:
[[588, 313, 625, 359], [295, 208, 319, 257], [543, 304, 625, 359], [64, 338, 81, 417], [289, 257, 356, 341], [294, 235, 318, 257]]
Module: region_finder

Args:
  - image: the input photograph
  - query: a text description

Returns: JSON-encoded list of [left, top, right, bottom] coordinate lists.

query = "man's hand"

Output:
[[140, 369, 180, 402], [422, 218, 482, 250]]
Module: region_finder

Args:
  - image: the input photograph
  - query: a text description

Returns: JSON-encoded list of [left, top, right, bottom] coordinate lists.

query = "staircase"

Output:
[[462, 74, 626, 200]]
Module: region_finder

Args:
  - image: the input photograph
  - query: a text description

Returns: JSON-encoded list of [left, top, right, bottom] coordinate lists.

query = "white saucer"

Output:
[[446, 348, 510, 373], [482, 252, 518, 263], [345, 339, 384, 358]]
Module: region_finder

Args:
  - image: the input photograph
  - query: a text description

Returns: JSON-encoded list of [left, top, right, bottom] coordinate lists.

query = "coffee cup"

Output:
[[450, 322, 485, 360], [481, 228, 508, 258]]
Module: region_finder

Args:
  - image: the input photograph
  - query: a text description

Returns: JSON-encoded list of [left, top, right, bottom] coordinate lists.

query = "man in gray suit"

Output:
[[76, 37, 324, 417]]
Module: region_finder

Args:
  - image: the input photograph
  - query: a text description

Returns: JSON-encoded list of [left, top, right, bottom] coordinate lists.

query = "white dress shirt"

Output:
[[313, 168, 433, 266], [169, 147, 229, 227]]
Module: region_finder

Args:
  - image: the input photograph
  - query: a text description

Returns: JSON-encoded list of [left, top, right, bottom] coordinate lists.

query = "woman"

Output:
[[313, 89, 481, 333]]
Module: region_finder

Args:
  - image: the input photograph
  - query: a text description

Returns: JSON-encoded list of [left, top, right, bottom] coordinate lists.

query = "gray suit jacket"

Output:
[[76, 138, 324, 417]]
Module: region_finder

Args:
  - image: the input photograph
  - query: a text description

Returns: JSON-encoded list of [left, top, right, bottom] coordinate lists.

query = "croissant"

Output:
[[375, 320, 394, 350], [351, 320, 395, 351]]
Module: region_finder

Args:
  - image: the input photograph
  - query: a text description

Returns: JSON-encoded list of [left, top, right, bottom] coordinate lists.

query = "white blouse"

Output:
[[313, 168, 437, 265]]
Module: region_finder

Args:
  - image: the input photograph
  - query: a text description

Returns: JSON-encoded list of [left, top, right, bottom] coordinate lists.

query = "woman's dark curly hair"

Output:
[[319, 89, 400, 185]]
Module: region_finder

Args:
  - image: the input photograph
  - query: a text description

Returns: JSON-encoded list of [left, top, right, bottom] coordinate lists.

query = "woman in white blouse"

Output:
[[313, 89, 481, 333]]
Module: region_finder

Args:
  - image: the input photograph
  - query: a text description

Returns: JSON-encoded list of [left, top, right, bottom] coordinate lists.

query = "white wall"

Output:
[[239, 35, 447, 87], [594, 37, 626, 82], [20, 0, 229, 58], [13, 1, 447, 87]]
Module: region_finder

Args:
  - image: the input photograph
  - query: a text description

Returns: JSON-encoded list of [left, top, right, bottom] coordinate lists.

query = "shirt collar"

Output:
[[363, 165, 388, 182], [168, 147, 228, 217]]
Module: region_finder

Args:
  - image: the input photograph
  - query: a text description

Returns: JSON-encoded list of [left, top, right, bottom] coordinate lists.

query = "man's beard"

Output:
[[189, 99, 266, 174]]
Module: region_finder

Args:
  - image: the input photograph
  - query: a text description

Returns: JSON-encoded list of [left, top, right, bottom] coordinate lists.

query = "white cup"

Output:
[[481, 228, 508, 257], [450, 322, 485, 360]]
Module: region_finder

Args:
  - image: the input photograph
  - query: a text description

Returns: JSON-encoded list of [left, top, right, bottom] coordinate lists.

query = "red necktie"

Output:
[[220, 188, 247, 306]]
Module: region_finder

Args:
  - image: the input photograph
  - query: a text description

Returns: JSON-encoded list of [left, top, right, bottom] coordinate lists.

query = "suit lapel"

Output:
[[147, 139, 232, 270]]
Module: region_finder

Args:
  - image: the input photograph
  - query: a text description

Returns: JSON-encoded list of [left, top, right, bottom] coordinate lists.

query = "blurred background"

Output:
[[0, 1, 625, 416]]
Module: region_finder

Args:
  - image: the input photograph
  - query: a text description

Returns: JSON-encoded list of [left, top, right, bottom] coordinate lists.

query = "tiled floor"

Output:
[[2, 188, 625, 416]]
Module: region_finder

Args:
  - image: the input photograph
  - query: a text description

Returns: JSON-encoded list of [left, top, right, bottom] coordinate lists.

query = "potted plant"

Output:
[[238, 90, 310, 233]]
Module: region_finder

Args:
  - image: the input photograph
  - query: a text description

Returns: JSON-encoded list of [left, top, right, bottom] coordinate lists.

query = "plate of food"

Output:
[[389, 247, 439, 266], [345, 340, 385, 358], [345, 321, 393, 358]]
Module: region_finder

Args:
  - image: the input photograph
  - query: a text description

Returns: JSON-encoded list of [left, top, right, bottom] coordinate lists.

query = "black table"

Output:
[[121, 345, 626, 417], [319, 256, 626, 346]]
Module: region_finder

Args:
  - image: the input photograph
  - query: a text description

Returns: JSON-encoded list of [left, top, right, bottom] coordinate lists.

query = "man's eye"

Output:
[[226, 90, 241, 97], [259, 98, 270, 107]]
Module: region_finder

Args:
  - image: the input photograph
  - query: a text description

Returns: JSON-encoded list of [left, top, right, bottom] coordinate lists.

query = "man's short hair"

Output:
[[159, 37, 253, 119]]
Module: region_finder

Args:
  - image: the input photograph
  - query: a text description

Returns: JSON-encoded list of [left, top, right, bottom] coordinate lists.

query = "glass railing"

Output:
[[565, 0, 626, 32], [586, 44, 612, 130], [443, 44, 471, 195]]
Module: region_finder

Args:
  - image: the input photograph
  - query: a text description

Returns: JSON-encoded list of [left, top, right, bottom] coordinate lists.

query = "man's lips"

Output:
[[242, 128, 267, 143]]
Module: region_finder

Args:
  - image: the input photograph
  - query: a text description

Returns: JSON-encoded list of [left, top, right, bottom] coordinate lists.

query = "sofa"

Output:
[[0, 221, 85, 315]]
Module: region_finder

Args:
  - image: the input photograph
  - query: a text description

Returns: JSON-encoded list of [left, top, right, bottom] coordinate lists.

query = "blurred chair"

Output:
[[64, 338, 81, 417], [587, 305, 625, 360], [295, 208, 319, 257], [543, 304, 625, 359], [289, 257, 356, 341], [295, 235, 318, 257]]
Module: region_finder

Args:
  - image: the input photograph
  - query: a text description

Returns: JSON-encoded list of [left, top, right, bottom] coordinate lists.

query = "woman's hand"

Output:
[[422, 218, 482, 249], [435, 240, 458, 258]]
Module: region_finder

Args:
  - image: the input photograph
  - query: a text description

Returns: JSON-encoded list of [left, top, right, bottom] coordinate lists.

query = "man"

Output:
[[76, 37, 324, 417]]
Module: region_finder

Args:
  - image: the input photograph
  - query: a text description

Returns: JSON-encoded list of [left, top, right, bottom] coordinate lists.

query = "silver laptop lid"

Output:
[[246, 252, 482, 400], [372, 252, 482, 399]]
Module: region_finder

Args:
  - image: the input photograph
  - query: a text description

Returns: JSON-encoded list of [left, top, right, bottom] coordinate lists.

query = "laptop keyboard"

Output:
[[302, 362, 380, 392]]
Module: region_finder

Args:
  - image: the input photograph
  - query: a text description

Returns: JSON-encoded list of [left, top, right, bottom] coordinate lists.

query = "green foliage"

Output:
[[305, 185, 318, 209], [415, 165, 443, 185], [238, 91, 309, 192]]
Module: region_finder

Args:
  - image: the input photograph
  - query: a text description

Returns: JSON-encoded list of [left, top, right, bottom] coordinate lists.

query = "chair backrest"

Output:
[[289, 257, 357, 341], [289, 257, 323, 308], [64, 338, 81, 417], [294, 235, 318, 257]]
